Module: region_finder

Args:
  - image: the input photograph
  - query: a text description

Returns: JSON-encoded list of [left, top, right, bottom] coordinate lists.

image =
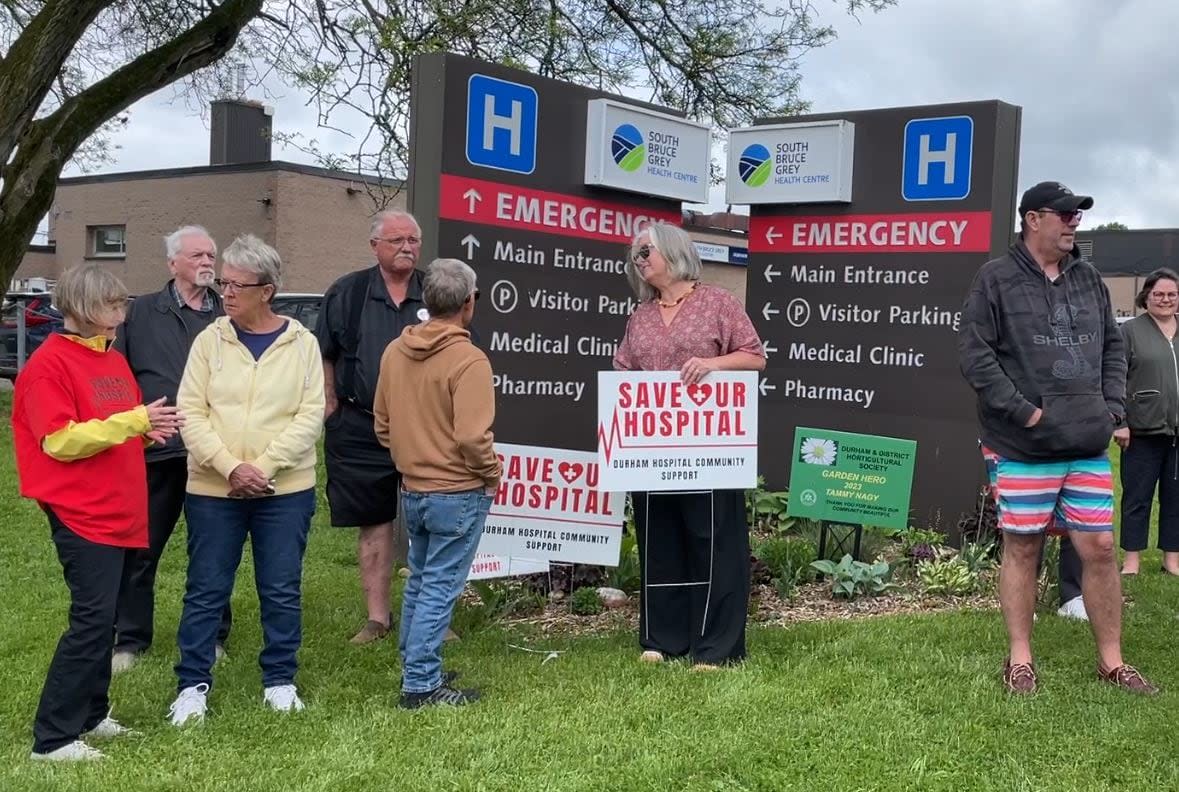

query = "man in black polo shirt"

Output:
[[112, 225, 232, 671], [317, 210, 430, 644]]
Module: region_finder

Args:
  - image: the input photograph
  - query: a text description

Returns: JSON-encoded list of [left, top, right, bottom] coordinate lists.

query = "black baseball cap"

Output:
[[1017, 181, 1094, 216]]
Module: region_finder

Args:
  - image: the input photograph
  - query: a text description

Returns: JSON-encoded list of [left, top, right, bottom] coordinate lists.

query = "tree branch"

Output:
[[0, 0, 113, 170], [0, 0, 264, 286]]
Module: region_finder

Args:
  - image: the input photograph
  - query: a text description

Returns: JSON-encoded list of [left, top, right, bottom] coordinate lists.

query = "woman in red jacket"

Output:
[[12, 263, 183, 762]]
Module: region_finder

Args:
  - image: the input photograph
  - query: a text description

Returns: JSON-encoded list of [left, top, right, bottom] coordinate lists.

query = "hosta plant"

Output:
[[810, 554, 895, 600]]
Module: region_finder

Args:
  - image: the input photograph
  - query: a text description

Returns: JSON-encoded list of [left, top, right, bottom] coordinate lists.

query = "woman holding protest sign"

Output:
[[613, 221, 766, 669]]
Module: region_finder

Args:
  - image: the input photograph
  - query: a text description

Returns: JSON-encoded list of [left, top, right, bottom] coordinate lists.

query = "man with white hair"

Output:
[[316, 210, 433, 644], [112, 225, 232, 672]]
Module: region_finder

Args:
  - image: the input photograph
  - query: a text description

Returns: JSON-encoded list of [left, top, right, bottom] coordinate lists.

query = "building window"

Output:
[[88, 225, 126, 258]]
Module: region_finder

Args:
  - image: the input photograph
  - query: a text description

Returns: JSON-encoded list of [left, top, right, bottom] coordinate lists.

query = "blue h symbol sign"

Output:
[[465, 74, 538, 175], [902, 116, 973, 201]]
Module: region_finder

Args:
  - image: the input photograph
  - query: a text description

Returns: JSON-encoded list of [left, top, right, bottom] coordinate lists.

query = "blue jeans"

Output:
[[399, 489, 491, 694], [175, 489, 315, 691]]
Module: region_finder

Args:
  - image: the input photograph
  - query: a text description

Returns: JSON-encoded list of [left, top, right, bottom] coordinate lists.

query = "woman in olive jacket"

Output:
[[1119, 267, 1179, 575]]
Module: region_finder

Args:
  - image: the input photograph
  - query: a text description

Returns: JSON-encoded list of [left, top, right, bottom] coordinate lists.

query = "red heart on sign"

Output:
[[686, 383, 713, 406], [558, 462, 584, 484]]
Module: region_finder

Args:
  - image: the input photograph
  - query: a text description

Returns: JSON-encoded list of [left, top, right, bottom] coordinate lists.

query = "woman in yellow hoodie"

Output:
[[168, 234, 324, 725]]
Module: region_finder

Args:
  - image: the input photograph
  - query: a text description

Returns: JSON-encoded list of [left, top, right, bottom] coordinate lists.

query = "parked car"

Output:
[[271, 293, 323, 331], [1, 294, 64, 379], [3, 292, 325, 380]]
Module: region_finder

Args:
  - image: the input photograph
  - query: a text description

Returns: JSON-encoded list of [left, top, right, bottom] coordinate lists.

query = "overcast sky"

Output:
[[61, 0, 1179, 232]]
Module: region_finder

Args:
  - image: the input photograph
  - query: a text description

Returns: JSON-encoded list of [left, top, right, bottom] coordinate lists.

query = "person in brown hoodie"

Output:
[[373, 257, 500, 709]]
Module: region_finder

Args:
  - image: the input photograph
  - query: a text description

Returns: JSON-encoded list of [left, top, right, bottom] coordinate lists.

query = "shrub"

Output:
[[606, 530, 641, 594], [917, 557, 980, 596], [753, 536, 817, 599], [458, 581, 546, 633], [570, 586, 604, 616], [810, 554, 895, 600], [958, 539, 998, 574], [745, 476, 795, 535], [901, 528, 946, 557]]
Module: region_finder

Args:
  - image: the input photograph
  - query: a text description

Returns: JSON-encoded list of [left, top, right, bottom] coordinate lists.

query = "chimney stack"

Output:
[[210, 99, 273, 166]]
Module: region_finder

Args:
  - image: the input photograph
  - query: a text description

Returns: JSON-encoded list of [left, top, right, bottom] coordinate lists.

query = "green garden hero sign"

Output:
[[787, 427, 917, 530]]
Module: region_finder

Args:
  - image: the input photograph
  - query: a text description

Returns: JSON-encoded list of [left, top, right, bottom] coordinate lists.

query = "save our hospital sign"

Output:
[[596, 371, 759, 491], [477, 443, 624, 567]]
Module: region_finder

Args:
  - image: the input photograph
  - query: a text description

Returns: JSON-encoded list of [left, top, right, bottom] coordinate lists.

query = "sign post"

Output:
[[733, 101, 1021, 531]]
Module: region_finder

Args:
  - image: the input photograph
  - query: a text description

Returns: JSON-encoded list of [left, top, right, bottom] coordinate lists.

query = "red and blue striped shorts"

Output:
[[981, 446, 1114, 534]]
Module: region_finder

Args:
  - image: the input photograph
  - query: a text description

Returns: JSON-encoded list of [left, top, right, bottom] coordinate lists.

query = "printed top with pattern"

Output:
[[613, 283, 764, 372]]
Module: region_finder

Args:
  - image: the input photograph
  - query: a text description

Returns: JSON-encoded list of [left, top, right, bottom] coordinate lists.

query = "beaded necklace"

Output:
[[656, 280, 699, 309]]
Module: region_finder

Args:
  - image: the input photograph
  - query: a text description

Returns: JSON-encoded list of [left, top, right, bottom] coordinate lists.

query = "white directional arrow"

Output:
[[763, 264, 781, 284], [759, 378, 776, 397], [462, 188, 482, 213], [762, 341, 778, 358], [765, 225, 782, 245], [461, 234, 481, 259], [762, 302, 780, 322]]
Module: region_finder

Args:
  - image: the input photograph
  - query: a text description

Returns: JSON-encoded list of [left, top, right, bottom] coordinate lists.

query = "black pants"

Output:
[[33, 511, 125, 753], [1120, 434, 1179, 552], [632, 490, 749, 664], [115, 457, 231, 653], [1058, 536, 1083, 605]]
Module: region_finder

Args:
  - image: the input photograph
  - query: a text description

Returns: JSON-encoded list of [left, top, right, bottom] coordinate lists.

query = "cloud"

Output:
[[799, 0, 1179, 228], [67, 0, 1179, 230]]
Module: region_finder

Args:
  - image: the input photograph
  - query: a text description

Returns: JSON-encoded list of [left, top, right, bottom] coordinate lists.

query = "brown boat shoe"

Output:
[[350, 617, 391, 645], [1002, 659, 1038, 694], [1097, 663, 1159, 695]]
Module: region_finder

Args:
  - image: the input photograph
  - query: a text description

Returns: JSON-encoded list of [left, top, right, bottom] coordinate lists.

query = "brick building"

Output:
[[14, 99, 750, 298]]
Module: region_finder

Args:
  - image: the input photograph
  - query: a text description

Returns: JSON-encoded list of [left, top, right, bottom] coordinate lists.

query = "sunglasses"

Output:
[[467, 289, 481, 303], [1037, 208, 1083, 224], [632, 245, 652, 263]]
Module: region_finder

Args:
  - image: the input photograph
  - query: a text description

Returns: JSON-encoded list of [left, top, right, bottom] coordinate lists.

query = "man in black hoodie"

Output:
[[959, 181, 1156, 695]]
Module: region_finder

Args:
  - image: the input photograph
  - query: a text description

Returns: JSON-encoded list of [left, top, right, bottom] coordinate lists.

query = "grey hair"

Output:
[[221, 234, 283, 299], [369, 209, 421, 240], [423, 258, 477, 316], [164, 225, 216, 260], [623, 221, 702, 301], [53, 263, 129, 325]]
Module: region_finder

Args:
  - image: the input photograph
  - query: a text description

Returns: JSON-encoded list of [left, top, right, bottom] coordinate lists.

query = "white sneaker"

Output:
[[263, 684, 305, 713], [111, 650, 138, 674], [84, 715, 139, 739], [1057, 595, 1090, 621], [168, 684, 210, 726], [214, 644, 227, 664], [30, 740, 105, 761]]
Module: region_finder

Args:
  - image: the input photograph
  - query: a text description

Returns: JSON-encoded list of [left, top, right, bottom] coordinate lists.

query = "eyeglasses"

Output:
[[373, 236, 422, 247], [468, 289, 481, 302], [1150, 291, 1179, 301], [632, 245, 652, 263], [1037, 208, 1083, 224], [214, 278, 268, 293]]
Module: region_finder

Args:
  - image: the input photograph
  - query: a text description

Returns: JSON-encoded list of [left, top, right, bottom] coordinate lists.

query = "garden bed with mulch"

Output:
[[489, 578, 1000, 638]]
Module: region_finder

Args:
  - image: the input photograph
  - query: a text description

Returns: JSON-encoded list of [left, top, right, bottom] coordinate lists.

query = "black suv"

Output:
[[271, 293, 323, 330]]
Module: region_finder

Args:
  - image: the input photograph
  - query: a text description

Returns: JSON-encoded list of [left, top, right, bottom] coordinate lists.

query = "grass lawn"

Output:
[[2, 392, 1178, 791]]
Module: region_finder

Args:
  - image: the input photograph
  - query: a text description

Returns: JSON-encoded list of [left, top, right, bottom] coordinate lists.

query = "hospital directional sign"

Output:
[[410, 54, 699, 452], [737, 100, 1021, 531]]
